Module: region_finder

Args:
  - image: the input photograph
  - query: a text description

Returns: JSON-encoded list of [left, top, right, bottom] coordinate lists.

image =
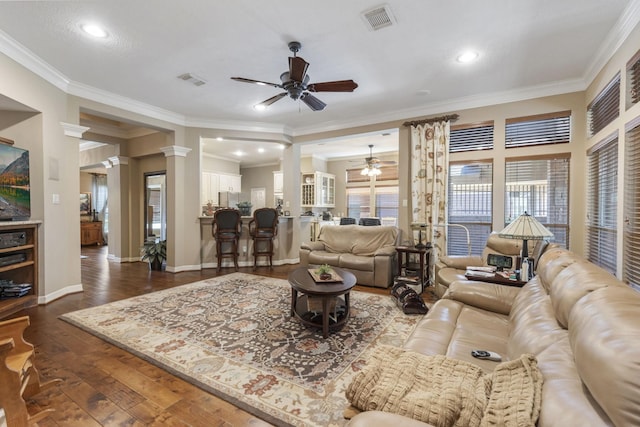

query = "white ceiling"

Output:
[[0, 0, 636, 165]]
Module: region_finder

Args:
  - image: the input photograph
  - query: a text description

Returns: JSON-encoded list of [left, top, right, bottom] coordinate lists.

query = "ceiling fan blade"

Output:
[[230, 77, 282, 89], [307, 80, 358, 92], [257, 93, 287, 108], [289, 56, 309, 82], [300, 93, 326, 111]]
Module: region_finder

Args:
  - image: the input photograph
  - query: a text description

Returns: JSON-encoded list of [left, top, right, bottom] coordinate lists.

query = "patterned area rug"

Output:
[[60, 273, 424, 427]]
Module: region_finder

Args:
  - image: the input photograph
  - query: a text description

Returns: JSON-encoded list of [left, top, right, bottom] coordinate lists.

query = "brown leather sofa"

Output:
[[347, 247, 640, 426], [299, 224, 399, 288], [434, 232, 550, 298]]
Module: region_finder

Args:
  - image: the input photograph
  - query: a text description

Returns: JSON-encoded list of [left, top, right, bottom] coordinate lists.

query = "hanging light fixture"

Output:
[[361, 145, 383, 177]]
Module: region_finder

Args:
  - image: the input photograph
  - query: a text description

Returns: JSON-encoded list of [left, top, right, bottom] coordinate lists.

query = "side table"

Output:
[[396, 245, 431, 292]]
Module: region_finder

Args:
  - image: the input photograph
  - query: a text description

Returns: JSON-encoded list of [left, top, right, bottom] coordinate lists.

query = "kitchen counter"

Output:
[[199, 216, 298, 269]]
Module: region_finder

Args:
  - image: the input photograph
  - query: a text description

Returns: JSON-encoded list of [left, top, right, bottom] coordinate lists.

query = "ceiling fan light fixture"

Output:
[[361, 167, 370, 176], [253, 104, 267, 111]]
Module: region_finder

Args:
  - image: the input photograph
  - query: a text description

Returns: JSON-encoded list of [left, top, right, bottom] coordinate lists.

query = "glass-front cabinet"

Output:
[[301, 172, 335, 208]]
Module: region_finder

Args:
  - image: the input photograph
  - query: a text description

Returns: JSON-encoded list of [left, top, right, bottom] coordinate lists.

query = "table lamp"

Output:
[[411, 222, 428, 249], [499, 211, 553, 280]]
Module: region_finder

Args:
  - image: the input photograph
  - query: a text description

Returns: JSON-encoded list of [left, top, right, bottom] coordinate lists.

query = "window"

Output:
[[586, 133, 618, 274], [346, 165, 399, 221], [624, 117, 640, 288], [588, 73, 620, 137], [505, 155, 570, 248], [447, 161, 493, 255], [505, 111, 571, 148], [627, 50, 640, 109], [449, 122, 494, 153]]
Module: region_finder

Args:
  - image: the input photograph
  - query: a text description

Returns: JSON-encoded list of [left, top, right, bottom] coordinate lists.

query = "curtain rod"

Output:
[[402, 114, 459, 127]]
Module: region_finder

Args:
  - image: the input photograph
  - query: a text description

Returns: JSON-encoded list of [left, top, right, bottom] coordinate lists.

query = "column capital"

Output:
[[108, 156, 129, 166], [160, 145, 192, 158], [60, 122, 90, 138]]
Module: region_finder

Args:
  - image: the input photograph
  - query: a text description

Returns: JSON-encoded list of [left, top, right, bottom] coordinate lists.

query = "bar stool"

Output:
[[248, 207, 278, 269], [212, 208, 242, 271]]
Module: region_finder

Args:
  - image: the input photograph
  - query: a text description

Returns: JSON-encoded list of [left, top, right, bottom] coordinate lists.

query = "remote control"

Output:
[[471, 350, 502, 362]]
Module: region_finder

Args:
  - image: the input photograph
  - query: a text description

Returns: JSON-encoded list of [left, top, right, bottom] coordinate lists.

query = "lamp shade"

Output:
[[499, 212, 554, 240]]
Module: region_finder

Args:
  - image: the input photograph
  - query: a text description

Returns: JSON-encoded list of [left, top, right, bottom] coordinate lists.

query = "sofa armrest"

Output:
[[438, 255, 483, 270], [374, 245, 397, 257], [347, 411, 434, 427], [442, 280, 520, 315], [301, 241, 325, 251]]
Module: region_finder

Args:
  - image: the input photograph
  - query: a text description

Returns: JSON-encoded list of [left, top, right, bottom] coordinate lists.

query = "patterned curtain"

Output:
[[411, 121, 450, 276]]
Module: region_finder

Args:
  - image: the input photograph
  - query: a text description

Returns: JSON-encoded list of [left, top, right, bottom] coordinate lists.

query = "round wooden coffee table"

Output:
[[288, 266, 357, 338]]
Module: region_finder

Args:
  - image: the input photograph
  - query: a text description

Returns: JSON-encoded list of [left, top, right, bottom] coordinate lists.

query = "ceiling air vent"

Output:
[[177, 73, 207, 87], [361, 4, 396, 31]]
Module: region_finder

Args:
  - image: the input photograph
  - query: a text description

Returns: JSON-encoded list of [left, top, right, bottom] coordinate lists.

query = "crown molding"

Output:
[[202, 152, 241, 164], [291, 78, 586, 137], [0, 29, 69, 92], [584, 0, 640, 84]]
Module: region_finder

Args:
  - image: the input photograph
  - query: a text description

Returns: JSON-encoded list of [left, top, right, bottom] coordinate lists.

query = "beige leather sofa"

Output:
[[434, 232, 538, 298], [300, 224, 399, 288], [347, 247, 640, 426]]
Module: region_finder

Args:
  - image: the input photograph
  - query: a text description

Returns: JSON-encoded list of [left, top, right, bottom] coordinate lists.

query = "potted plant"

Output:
[[316, 264, 333, 280], [141, 239, 166, 271], [237, 201, 252, 216]]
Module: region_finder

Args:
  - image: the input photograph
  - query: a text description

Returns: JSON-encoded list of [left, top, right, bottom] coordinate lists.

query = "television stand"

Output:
[[0, 222, 40, 319]]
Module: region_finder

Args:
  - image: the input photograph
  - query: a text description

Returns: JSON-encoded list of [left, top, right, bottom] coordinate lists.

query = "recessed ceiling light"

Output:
[[216, 137, 223, 141], [258, 148, 265, 153], [81, 23, 108, 38], [279, 144, 286, 150], [234, 151, 244, 156], [253, 104, 267, 111], [457, 51, 479, 63]]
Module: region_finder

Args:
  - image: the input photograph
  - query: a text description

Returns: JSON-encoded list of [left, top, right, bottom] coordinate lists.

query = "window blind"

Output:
[[627, 50, 640, 109], [447, 161, 493, 255], [375, 186, 399, 218], [624, 118, 640, 287], [505, 111, 571, 148], [450, 122, 494, 153], [346, 187, 370, 219], [588, 73, 620, 137], [586, 133, 618, 274], [505, 155, 570, 248]]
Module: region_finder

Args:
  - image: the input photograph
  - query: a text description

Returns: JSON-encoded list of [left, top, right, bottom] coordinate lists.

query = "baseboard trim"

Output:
[[166, 264, 202, 273], [39, 284, 83, 304]]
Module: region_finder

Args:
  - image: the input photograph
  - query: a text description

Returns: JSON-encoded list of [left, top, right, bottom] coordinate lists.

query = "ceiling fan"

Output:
[[231, 41, 358, 111], [354, 144, 397, 176]]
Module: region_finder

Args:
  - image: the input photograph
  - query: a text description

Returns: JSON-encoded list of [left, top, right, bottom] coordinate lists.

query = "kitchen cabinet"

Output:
[[301, 172, 335, 208], [201, 172, 220, 206], [201, 172, 241, 206], [218, 173, 241, 193], [273, 171, 283, 194]]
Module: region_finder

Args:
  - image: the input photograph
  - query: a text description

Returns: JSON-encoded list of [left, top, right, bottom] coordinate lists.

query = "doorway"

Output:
[[144, 172, 166, 241]]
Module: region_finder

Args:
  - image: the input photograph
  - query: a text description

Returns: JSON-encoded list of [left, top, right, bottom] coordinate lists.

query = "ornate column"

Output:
[[106, 155, 131, 262], [159, 146, 191, 272]]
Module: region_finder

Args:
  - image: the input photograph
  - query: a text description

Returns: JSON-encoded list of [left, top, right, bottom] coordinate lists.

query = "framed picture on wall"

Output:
[[80, 192, 91, 215]]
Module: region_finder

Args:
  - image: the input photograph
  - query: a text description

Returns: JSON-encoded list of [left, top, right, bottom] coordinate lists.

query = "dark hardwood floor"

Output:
[[15, 245, 388, 426]]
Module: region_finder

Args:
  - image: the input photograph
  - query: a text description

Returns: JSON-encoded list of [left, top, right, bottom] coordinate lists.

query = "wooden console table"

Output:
[[81, 221, 103, 246]]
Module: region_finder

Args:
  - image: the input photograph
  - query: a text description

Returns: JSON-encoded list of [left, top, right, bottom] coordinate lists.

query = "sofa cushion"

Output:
[[508, 277, 567, 360], [307, 251, 341, 265], [339, 253, 374, 271], [549, 259, 625, 328], [569, 285, 640, 427], [404, 299, 509, 372], [535, 336, 612, 427], [319, 225, 398, 256]]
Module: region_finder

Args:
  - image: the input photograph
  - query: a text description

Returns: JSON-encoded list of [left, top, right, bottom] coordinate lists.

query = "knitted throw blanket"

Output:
[[345, 346, 542, 427]]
